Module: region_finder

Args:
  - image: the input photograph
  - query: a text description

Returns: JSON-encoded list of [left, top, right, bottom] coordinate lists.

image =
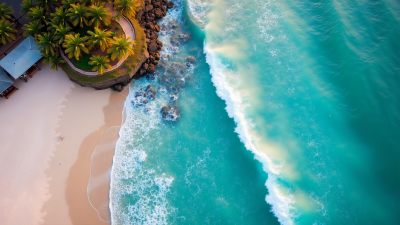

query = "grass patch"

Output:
[[71, 53, 92, 71]]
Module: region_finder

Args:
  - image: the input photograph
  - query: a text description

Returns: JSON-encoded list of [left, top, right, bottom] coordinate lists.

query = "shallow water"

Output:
[[110, 0, 400, 224]]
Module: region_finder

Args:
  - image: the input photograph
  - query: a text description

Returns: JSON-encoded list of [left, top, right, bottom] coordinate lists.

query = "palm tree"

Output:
[[66, 3, 89, 28], [24, 20, 43, 37], [44, 53, 64, 70], [114, 0, 140, 18], [91, 0, 112, 5], [0, 19, 16, 45], [87, 27, 112, 51], [0, 3, 13, 21], [51, 7, 68, 26], [88, 4, 111, 28], [22, 0, 56, 11], [28, 6, 46, 23], [22, 0, 33, 12], [52, 23, 71, 44], [61, 0, 82, 8], [62, 33, 89, 60], [89, 55, 111, 74], [37, 32, 57, 56], [107, 36, 135, 61]]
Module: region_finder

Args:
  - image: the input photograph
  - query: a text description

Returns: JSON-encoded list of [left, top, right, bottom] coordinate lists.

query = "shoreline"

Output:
[[0, 1, 173, 224], [42, 82, 128, 225]]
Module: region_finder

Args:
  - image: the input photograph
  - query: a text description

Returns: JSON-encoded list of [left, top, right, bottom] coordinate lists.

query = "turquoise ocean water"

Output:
[[110, 0, 400, 224]]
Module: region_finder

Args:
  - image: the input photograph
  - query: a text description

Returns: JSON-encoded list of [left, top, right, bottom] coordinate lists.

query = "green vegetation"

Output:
[[71, 53, 92, 71], [62, 33, 89, 60], [23, 0, 139, 75], [63, 16, 147, 87], [108, 36, 135, 61], [0, 3, 16, 46], [89, 55, 111, 74], [87, 27, 113, 52], [114, 0, 141, 18]]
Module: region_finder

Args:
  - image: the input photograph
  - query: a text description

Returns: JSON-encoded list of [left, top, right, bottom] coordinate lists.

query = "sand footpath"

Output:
[[0, 64, 127, 225]]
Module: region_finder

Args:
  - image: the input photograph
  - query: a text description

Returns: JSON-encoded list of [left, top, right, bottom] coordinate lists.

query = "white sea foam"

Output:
[[204, 46, 296, 225], [192, 0, 301, 223], [186, 0, 212, 27], [110, 0, 197, 223], [109, 82, 175, 225], [109, 61, 180, 224], [255, 0, 279, 43]]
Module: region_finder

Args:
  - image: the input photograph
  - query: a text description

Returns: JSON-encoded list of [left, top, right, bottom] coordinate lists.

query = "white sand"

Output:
[[0, 64, 127, 225], [0, 65, 73, 225]]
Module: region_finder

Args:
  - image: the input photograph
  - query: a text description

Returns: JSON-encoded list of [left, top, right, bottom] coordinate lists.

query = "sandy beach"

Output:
[[0, 64, 127, 225]]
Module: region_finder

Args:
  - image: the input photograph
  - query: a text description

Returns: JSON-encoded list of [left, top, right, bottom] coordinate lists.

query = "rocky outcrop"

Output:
[[66, 71, 132, 90], [136, 0, 174, 77], [131, 85, 158, 107], [160, 105, 180, 121]]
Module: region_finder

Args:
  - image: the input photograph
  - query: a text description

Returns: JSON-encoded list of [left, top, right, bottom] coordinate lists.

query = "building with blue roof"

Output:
[[0, 36, 42, 99], [0, 68, 16, 98], [0, 36, 42, 80]]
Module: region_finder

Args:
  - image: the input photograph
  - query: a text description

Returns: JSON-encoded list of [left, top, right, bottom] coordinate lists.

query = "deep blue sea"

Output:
[[110, 0, 400, 224]]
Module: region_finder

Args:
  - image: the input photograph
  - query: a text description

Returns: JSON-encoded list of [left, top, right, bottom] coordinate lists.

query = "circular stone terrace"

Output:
[[61, 15, 136, 76]]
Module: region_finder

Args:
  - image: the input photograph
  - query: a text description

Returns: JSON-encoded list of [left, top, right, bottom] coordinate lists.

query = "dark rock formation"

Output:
[[135, 0, 174, 77], [169, 94, 178, 102], [145, 85, 157, 100], [186, 56, 196, 63], [111, 83, 124, 92], [131, 85, 158, 107], [148, 41, 158, 52], [167, 1, 174, 9], [161, 105, 180, 121]]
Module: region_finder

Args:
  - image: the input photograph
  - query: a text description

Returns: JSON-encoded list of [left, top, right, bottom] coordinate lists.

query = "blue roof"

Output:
[[0, 36, 42, 79], [0, 68, 13, 93]]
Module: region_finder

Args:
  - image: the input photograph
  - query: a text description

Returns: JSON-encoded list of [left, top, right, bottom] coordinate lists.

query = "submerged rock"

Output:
[[160, 105, 180, 121], [132, 95, 148, 107], [167, 1, 174, 9], [132, 85, 157, 107], [169, 94, 178, 102], [178, 33, 191, 42], [145, 85, 157, 100], [186, 56, 196, 63]]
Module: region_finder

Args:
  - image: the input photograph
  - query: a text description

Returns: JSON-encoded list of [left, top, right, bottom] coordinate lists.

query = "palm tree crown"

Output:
[[87, 27, 113, 51], [67, 3, 89, 28], [88, 4, 111, 28], [61, 0, 81, 5], [22, 0, 34, 12], [28, 6, 46, 22], [44, 54, 64, 70], [107, 36, 135, 61], [0, 19, 16, 46], [37, 32, 57, 56], [51, 7, 68, 26], [0, 3, 13, 21], [114, 0, 140, 18], [89, 55, 111, 74], [52, 23, 71, 45], [24, 20, 43, 37], [62, 33, 89, 60]]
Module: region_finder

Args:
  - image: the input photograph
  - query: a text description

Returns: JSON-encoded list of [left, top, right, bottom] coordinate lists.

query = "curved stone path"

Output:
[[61, 16, 136, 76]]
